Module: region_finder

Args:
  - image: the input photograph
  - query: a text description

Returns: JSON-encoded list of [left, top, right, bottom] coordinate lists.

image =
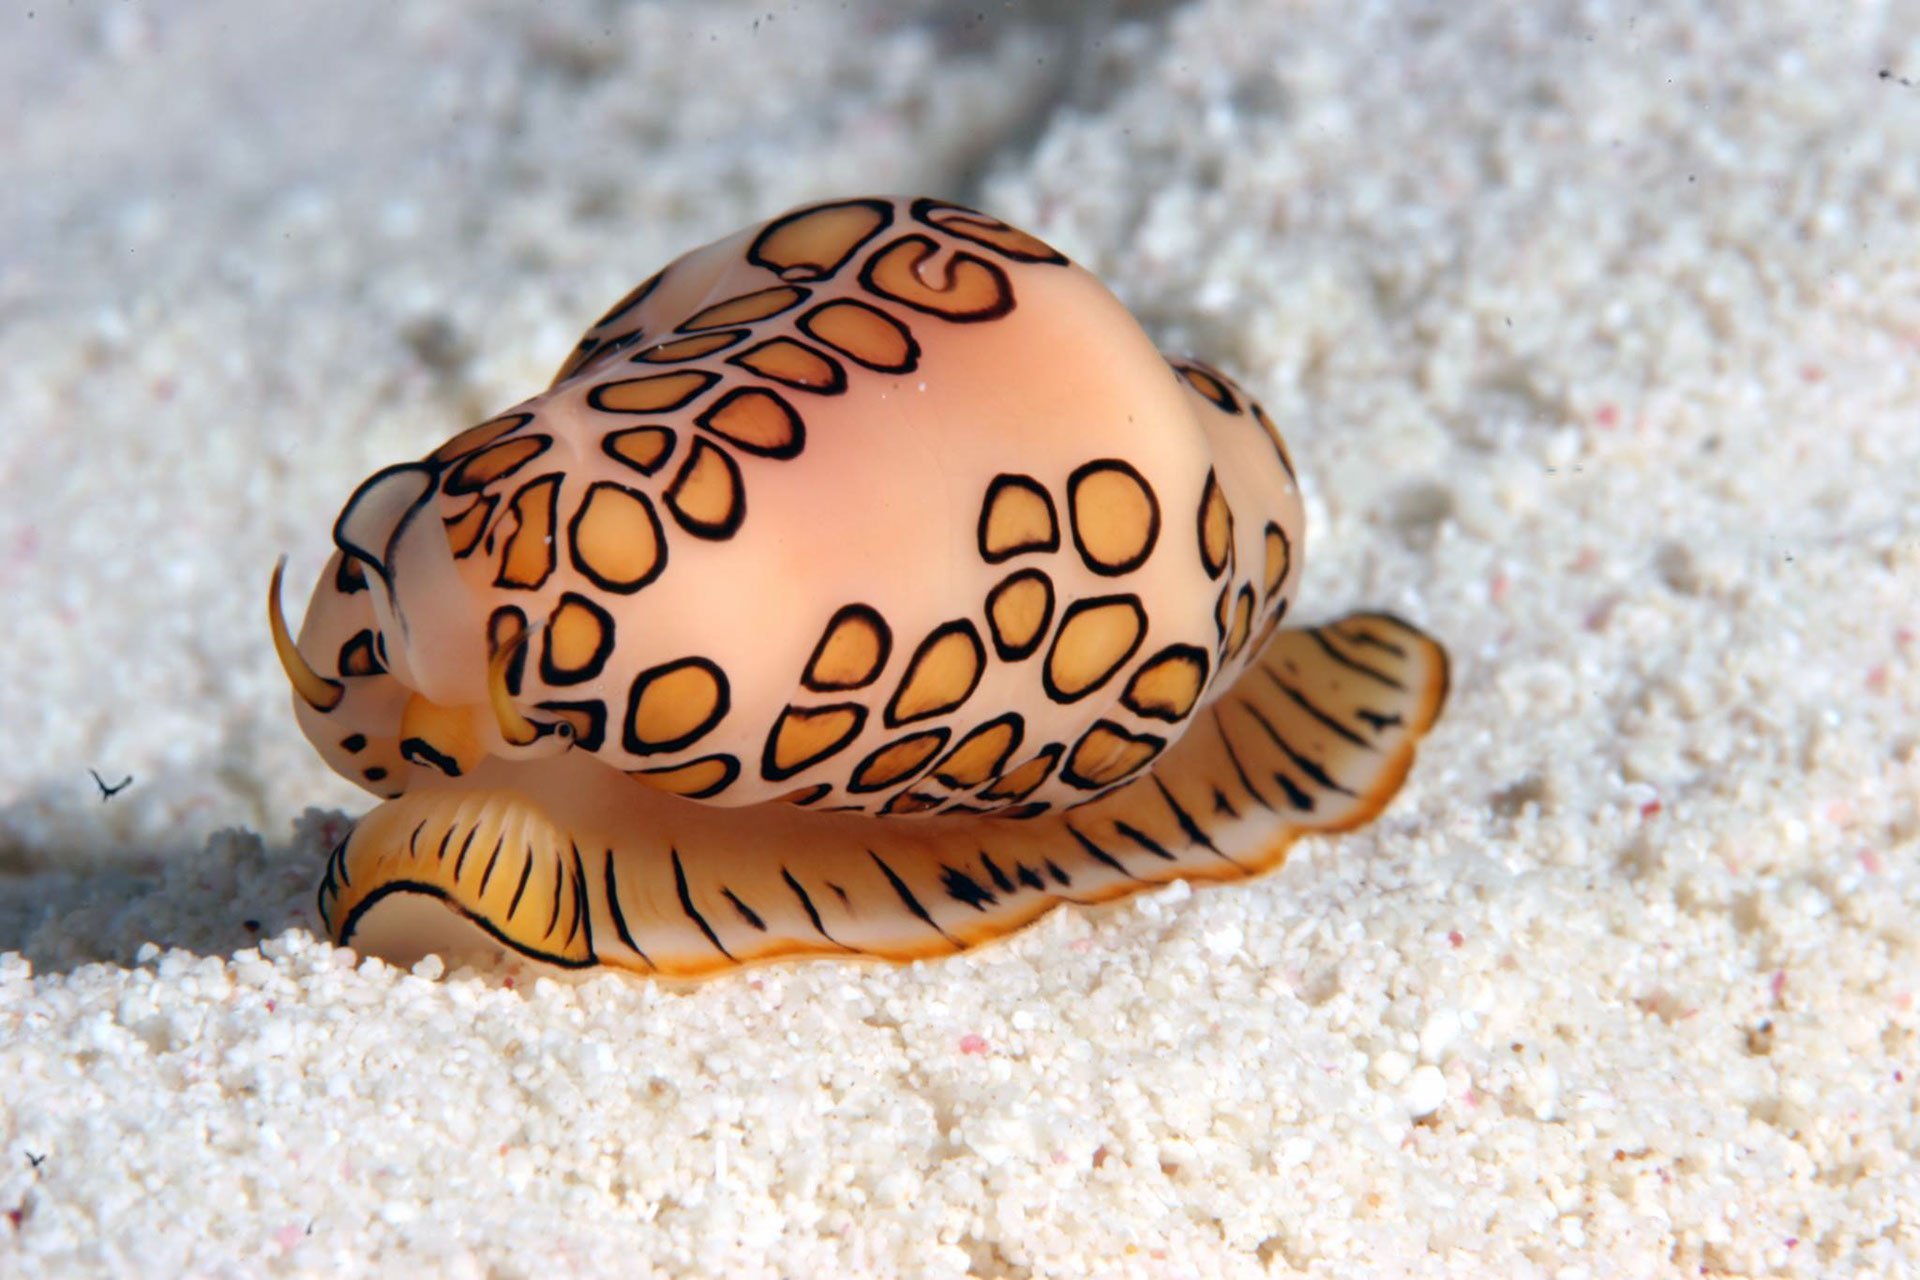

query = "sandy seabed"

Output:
[[2, 2, 1918, 1276]]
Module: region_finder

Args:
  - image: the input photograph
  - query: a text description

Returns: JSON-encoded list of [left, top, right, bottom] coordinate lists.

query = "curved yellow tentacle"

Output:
[[268, 557, 343, 712]]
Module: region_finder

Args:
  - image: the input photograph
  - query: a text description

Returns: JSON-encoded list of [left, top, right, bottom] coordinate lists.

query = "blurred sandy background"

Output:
[[2, 2, 1917, 1275]]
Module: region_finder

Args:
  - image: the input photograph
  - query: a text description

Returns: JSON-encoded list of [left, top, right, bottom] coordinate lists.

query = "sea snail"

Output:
[[270, 196, 1448, 978]]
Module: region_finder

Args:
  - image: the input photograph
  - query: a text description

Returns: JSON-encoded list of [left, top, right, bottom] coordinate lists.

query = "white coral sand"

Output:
[[2, 2, 1916, 1276]]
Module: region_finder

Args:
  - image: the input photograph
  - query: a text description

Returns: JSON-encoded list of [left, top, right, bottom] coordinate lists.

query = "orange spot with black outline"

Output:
[[631, 754, 739, 800], [727, 337, 846, 394], [798, 299, 919, 373], [985, 569, 1054, 661], [589, 369, 718, 414], [886, 621, 985, 726], [665, 439, 744, 539], [696, 386, 803, 458], [932, 714, 1023, 789], [748, 199, 893, 280], [1062, 720, 1165, 790], [762, 703, 867, 781], [1223, 585, 1255, 660], [637, 330, 747, 363], [979, 744, 1061, 802], [541, 592, 614, 686], [338, 630, 383, 678], [848, 729, 950, 793], [567, 481, 665, 594], [860, 233, 1012, 322], [1198, 471, 1232, 578], [1045, 594, 1146, 703], [623, 657, 730, 755], [602, 426, 677, 476], [978, 474, 1058, 563], [1263, 522, 1292, 598], [1176, 360, 1240, 414], [1069, 459, 1160, 576], [803, 605, 892, 692], [1122, 644, 1210, 723], [496, 474, 561, 590]]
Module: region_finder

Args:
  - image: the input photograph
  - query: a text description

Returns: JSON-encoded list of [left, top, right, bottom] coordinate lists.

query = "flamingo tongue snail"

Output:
[[269, 196, 1449, 979]]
